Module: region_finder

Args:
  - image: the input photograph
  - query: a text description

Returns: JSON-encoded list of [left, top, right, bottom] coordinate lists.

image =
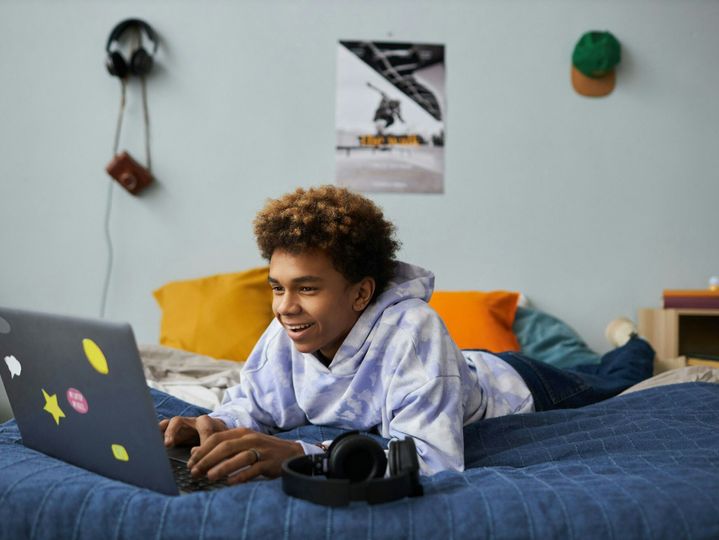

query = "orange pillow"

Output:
[[428, 290, 520, 352], [153, 267, 274, 361]]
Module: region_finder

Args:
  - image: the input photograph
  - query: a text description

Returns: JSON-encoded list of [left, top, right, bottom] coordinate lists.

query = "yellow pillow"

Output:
[[428, 290, 520, 352], [153, 267, 274, 362]]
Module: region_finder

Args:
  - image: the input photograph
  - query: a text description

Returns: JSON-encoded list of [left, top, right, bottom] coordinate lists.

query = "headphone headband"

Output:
[[106, 18, 158, 55], [281, 433, 423, 507], [282, 457, 422, 506]]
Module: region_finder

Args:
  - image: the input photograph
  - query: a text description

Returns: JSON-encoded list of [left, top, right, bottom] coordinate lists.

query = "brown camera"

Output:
[[106, 151, 153, 195]]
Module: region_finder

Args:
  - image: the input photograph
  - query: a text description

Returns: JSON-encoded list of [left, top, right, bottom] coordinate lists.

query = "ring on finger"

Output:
[[248, 448, 261, 464]]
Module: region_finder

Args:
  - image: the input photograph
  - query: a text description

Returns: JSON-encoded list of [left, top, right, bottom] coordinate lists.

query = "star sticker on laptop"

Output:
[[42, 389, 66, 425]]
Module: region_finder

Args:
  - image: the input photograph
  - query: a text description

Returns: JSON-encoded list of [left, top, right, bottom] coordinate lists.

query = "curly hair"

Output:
[[253, 185, 400, 297]]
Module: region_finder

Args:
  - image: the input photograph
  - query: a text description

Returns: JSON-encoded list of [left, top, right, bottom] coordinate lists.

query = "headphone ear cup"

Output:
[[106, 51, 128, 78], [130, 47, 153, 76], [327, 433, 387, 482], [388, 438, 419, 477], [388, 440, 399, 477]]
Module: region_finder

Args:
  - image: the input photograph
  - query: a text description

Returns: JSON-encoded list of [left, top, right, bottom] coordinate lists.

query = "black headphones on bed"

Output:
[[105, 18, 158, 78], [281, 431, 423, 506]]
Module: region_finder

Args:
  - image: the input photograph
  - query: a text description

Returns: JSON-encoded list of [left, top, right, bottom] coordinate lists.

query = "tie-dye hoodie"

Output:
[[210, 262, 532, 475]]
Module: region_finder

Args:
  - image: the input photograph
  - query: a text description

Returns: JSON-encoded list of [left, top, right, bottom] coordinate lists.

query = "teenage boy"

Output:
[[161, 185, 653, 483]]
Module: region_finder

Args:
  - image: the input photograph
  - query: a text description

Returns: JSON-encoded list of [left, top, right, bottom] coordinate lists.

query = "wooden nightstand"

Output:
[[638, 308, 719, 373]]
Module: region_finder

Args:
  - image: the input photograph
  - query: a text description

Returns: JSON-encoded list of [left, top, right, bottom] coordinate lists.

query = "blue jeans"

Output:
[[496, 336, 655, 411]]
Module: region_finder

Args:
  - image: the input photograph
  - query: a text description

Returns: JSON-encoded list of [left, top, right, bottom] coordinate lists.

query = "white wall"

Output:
[[1, 0, 718, 366]]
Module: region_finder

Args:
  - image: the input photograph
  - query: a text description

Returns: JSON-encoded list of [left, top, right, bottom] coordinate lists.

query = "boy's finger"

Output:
[[197, 443, 254, 480], [189, 436, 243, 474], [225, 460, 261, 485], [163, 417, 190, 445], [195, 415, 217, 445]]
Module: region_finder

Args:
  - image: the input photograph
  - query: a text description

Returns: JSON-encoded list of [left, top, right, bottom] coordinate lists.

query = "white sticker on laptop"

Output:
[[66, 387, 89, 414], [4, 355, 21, 378]]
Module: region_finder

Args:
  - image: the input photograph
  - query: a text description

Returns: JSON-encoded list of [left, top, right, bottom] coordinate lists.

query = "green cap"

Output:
[[572, 31, 621, 79]]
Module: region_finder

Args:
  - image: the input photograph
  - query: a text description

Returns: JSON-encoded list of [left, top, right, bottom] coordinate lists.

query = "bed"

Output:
[[2, 276, 719, 539], [1, 381, 719, 539]]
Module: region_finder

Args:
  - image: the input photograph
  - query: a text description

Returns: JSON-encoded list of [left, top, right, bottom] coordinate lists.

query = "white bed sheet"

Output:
[[139, 344, 244, 410]]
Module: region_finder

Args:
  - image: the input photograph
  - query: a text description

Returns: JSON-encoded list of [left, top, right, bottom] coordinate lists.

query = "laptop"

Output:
[[0, 306, 228, 496]]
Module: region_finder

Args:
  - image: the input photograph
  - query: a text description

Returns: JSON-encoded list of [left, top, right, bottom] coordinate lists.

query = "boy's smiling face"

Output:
[[268, 249, 374, 361]]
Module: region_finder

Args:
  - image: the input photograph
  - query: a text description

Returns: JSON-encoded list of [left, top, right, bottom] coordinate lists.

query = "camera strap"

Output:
[[112, 77, 151, 173]]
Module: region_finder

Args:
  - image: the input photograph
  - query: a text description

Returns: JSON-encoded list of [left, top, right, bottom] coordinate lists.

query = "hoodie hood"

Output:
[[332, 261, 435, 363]]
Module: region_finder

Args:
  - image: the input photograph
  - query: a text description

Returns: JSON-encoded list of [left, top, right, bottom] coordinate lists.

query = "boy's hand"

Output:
[[159, 415, 228, 447], [186, 428, 304, 484]]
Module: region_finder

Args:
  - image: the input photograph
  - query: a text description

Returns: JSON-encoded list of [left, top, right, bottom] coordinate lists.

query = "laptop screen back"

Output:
[[0, 307, 178, 495]]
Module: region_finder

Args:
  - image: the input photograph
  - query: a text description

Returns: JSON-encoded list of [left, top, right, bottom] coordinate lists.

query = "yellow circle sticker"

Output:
[[82, 338, 109, 375]]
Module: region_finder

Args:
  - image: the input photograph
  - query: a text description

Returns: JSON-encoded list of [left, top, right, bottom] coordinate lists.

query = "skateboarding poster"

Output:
[[335, 40, 446, 193]]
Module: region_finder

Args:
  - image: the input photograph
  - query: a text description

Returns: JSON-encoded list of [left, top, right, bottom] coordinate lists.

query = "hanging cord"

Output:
[[100, 79, 127, 318], [112, 79, 128, 156], [140, 75, 152, 172], [137, 25, 152, 172]]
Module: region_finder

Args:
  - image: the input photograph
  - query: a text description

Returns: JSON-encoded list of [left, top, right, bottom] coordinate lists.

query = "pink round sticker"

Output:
[[66, 388, 89, 414]]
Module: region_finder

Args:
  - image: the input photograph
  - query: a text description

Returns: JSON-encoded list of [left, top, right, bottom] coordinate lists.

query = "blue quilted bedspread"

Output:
[[1, 383, 718, 540]]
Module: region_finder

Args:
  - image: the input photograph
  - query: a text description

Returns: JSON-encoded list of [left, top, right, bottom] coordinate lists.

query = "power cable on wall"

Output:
[[99, 79, 126, 319]]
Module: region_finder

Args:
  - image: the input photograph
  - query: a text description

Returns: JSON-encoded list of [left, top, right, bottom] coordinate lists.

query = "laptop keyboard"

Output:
[[170, 459, 229, 492]]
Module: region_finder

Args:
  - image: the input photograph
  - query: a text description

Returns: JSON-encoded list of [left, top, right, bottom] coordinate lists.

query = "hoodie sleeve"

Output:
[[388, 376, 465, 475], [209, 320, 307, 433], [380, 307, 468, 475]]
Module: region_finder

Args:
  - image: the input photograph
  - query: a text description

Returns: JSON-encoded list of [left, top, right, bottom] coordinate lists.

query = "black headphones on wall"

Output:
[[105, 18, 158, 79], [281, 432, 423, 506]]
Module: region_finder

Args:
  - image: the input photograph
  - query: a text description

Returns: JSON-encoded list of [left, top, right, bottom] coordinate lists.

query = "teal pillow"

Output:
[[513, 306, 600, 368]]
